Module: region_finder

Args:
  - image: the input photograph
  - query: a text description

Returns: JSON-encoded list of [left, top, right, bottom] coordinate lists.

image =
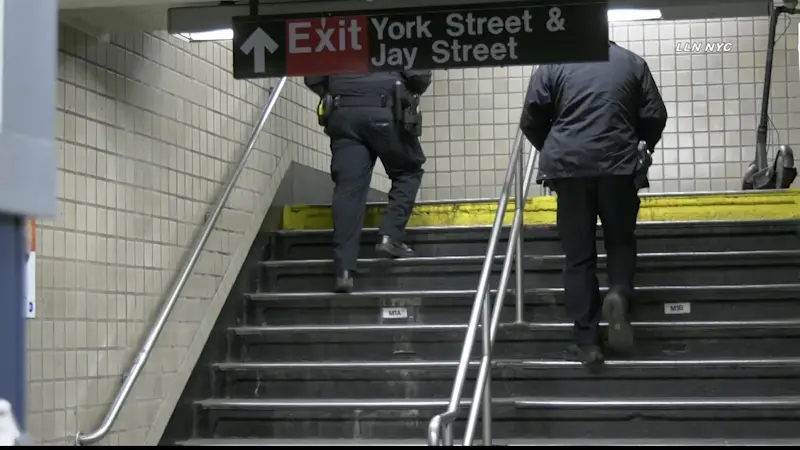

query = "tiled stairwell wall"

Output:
[[418, 16, 800, 200], [27, 24, 388, 445]]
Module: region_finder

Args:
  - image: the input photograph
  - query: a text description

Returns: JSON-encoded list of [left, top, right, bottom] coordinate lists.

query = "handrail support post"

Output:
[[514, 143, 526, 323], [443, 423, 453, 446], [480, 291, 492, 446]]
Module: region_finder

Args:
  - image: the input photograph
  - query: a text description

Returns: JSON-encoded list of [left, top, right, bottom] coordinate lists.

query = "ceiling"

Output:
[[59, 0, 196, 7], [58, 0, 771, 38], [58, 0, 212, 35]]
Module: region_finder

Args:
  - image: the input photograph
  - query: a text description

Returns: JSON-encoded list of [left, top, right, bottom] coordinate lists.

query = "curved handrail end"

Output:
[[428, 410, 459, 446], [75, 424, 106, 446], [427, 414, 443, 445]]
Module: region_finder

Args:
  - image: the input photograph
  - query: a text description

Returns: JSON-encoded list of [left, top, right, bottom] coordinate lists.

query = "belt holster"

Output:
[[403, 95, 422, 137], [634, 141, 653, 190], [393, 84, 423, 137]]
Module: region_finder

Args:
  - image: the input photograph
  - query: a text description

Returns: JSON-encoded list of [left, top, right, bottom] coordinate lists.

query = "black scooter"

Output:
[[742, 2, 798, 190]]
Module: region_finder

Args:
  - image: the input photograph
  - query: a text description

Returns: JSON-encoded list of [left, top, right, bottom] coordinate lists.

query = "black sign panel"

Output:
[[232, 1, 609, 79], [365, 4, 608, 71]]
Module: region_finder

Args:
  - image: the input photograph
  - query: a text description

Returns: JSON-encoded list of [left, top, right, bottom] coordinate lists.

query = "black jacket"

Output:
[[303, 71, 432, 99], [520, 42, 668, 183]]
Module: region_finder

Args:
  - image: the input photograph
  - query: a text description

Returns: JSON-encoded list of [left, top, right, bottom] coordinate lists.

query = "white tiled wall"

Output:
[[419, 16, 800, 200], [28, 25, 388, 445]]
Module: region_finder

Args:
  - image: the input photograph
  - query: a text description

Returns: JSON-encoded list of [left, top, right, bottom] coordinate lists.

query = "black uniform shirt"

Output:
[[521, 41, 668, 183]]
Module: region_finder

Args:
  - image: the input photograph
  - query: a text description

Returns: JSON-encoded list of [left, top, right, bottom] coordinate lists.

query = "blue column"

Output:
[[0, 0, 58, 432], [0, 216, 26, 428]]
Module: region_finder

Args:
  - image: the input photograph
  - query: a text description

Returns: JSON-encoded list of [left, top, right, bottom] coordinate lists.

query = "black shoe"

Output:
[[566, 344, 604, 369], [375, 235, 415, 258], [333, 270, 354, 293], [602, 290, 634, 353]]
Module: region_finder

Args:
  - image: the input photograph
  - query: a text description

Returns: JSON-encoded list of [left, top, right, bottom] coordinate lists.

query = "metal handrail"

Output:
[[463, 143, 538, 446], [427, 125, 538, 446], [75, 77, 288, 446]]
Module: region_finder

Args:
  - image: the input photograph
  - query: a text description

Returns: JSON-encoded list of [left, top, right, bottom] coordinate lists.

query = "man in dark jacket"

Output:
[[305, 72, 432, 293], [520, 41, 668, 366]]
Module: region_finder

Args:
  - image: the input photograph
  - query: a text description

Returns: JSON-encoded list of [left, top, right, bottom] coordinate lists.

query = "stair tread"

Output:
[[196, 397, 457, 408], [244, 283, 800, 301], [196, 395, 800, 409], [174, 437, 800, 446], [212, 356, 800, 371], [231, 318, 800, 334], [259, 250, 800, 268], [272, 217, 800, 235]]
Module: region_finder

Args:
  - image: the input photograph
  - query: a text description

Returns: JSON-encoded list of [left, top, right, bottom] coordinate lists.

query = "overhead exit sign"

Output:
[[232, 1, 609, 79]]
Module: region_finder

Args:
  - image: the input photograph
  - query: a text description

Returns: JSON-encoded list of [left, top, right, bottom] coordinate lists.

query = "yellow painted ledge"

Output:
[[281, 190, 800, 230]]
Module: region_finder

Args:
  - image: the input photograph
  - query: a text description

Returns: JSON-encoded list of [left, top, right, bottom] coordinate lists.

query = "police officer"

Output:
[[304, 72, 432, 293], [520, 41, 668, 366]]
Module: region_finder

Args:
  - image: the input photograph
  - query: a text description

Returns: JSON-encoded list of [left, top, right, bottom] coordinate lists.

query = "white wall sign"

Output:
[[381, 307, 408, 319], [25, 220, 35, 319], [664, 302, 690, 315]]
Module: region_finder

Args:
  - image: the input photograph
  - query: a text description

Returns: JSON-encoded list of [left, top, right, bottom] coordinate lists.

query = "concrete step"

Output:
[[213, 355, 800, 376], [174, 437, 800, 446], [246, 283, 800, 303], [269, 219, 800, 260], [195, 395, 800, 410], [242, 283, 800, 326], [191, 396, 800, 440], [211, 356, 800, 400], [259, 250, 800, 270], [258, 251, 800, 292], [229, 319, 800, 362]]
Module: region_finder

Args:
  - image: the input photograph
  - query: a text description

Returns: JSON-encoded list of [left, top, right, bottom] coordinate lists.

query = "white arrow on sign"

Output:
[[240, 27, 279, 73]]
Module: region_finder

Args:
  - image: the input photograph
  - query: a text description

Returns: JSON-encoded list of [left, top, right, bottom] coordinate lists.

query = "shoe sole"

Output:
[[375, 243, 413, 259], [602, 292, 634, 352], [333, 278, 354, 294], [565, 346, 605, 372]]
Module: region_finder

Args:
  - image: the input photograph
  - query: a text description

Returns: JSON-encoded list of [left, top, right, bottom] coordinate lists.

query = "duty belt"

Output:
[[334, 95, 394, 108]]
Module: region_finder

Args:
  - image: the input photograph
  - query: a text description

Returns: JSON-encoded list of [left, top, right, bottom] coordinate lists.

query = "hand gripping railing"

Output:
[[428, 125, 539, 446], [75, 77, 288, 446]]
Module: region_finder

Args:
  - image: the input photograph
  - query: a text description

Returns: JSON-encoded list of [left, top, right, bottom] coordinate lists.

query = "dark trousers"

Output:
[[550, 176, 641, 346], [327, 107, 425, 272]]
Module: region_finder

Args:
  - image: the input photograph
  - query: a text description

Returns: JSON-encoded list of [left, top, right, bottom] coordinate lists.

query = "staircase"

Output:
[[167, 213, 800, 446]]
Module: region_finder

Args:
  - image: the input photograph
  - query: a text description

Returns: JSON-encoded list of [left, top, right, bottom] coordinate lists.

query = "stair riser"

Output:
[[174, 437, 800, 446], [233, 335, 800, 362], [248, 299, 800, 326], [263, 254, 800, 274], [196, 409, 800, 440], [219, 375, 800, 400], [263, 264, 800, 293], [273, 223, 800, 260]]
